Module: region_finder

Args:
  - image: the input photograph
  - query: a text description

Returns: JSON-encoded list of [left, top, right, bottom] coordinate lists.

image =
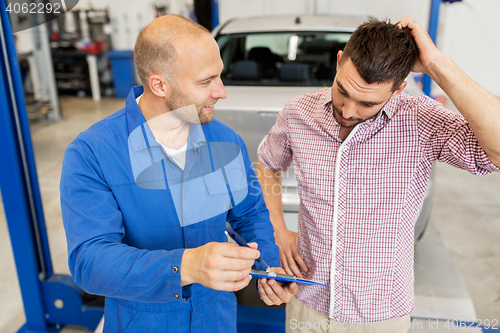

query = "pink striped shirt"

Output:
[[258, 87, 499, 323]]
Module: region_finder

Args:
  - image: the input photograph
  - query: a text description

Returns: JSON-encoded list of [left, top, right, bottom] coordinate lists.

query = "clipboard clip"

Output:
[[250, 270, 328, 287]]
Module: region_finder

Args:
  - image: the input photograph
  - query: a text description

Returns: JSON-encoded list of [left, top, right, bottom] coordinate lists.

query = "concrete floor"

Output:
[[0, 96, 499, 332], [431, 162, 500, 322]]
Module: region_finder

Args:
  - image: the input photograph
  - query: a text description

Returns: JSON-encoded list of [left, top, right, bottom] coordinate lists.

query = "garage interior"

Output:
[[1, 0, 499, 332]]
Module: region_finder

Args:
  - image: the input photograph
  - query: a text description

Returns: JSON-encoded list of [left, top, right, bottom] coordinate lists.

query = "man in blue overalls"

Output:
[[60, 14, 296, 332]]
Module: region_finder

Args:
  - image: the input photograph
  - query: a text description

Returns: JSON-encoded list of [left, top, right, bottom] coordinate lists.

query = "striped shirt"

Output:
[[258, 87, 499, 323]]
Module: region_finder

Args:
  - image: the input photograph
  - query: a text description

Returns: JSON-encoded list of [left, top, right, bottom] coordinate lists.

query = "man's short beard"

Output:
[[167, 86, 214, 125], [331, 103, 365, 128]]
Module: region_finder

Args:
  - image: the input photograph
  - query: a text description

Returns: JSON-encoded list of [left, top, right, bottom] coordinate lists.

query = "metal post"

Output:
[[31, 17, 61, 120], [0, 5, 57, 333], [86, 54, 101, 102], [211, 0, 219, 30], [423, 0, 443, 96]]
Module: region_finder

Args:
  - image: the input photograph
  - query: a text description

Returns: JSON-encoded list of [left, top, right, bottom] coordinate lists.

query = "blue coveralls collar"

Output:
[[126, 85, 206, 153], [125, 85, 148, 137]]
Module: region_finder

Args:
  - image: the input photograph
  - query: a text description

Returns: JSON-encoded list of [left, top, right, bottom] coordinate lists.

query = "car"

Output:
[[213, 14, 433, 243]]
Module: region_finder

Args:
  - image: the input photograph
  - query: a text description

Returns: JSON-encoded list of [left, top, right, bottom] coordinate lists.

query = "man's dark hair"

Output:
[[341, 19, 419, 91]]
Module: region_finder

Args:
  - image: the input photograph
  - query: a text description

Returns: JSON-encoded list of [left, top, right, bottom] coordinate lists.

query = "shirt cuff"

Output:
[[166, 248, 190, 302]]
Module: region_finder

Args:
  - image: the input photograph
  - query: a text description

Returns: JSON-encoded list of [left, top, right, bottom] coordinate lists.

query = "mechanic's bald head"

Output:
[[134, 15, 211, 88]]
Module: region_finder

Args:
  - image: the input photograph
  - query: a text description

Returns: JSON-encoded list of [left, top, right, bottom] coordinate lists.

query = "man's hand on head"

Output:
[[396, 16, 445, 75], [181, 242, 260, 291]]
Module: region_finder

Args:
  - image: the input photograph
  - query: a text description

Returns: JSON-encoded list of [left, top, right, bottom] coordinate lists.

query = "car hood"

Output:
[[215, 85, 327, 112]]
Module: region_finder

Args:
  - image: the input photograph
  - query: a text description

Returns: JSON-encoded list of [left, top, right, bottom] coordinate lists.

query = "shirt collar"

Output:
[[321, 87, 333, 108], [379, 94, 401, 120], [189, 123, 206, 149], [126, 85, 147, 136]]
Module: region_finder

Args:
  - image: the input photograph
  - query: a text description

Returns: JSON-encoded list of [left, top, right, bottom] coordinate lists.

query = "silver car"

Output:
[[213, 14, 433, 242]]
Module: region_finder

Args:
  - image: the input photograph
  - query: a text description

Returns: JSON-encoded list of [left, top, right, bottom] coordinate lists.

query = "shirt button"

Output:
[[172, 267, 178, 273], [174, 294, 179, 299]]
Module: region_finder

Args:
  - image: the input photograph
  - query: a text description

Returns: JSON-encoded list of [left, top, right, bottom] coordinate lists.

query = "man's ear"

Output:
[[336, 50, 343, 71], [390, 81, 407, 99], [148, 75, 171, 98]]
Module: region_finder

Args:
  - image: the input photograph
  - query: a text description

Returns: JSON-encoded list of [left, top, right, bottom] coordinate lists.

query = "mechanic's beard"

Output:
[[169, 104, 201, 125], [197, 108, 215, 125], [167, 89, 214, 125]]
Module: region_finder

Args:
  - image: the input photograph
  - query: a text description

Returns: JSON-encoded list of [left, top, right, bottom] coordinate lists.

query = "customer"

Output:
[[60, 14, 296, 333], [258, 17, 500, 333]]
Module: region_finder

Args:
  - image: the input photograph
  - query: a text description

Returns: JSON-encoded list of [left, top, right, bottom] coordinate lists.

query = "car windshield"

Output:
[[216, 31, 352, 87]]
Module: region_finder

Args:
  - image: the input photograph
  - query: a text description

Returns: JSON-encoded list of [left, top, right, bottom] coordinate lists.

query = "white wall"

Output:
[[68, 0, 499, 96], [438, 0, 500, 96], [219, 0, 500, 97], [219, 0, 431, 30], [220, 0, 316, 21], [70, 0, 433, 50], [75, 0, 193, 50], [75, 0, 152, 50]]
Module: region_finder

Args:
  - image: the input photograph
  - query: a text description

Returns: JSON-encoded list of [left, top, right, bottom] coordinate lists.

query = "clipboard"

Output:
[[250, 270, 328, 287]]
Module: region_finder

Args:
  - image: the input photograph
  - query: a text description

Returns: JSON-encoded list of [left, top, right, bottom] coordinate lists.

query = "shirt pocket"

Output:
[[222, 152, 248, 207], [106, 306, 166, 333], [175, 169, 229, 229], [197, 291, 237, 332], [203, 169, 229, 195], [200, 170, 231, 241], [122, 311, 141, 333]]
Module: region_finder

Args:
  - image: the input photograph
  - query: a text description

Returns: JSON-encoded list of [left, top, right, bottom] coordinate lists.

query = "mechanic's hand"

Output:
[[274, 228, 308, 278], [257, 267, 298, 306], [396, 16, 445, 74], [181, 242, 260, 291]]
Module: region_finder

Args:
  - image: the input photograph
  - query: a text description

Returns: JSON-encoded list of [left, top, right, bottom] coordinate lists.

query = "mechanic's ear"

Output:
[[336, 50, 343, 71], [390, 81, 407, 100], [148, 75, 172, 98]]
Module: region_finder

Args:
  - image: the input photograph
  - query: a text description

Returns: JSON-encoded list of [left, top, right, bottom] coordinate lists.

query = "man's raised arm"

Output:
[[397, 16, 500, 167]]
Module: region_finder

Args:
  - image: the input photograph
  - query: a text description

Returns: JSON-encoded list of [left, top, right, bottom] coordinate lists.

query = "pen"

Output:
[[225, 227, 272, 273]]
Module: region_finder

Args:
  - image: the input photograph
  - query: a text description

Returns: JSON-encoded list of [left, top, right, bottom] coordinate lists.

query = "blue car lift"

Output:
[[0, 4, 103, 333], [423, 0, 462, 96], [211, 0, 219, 30]]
